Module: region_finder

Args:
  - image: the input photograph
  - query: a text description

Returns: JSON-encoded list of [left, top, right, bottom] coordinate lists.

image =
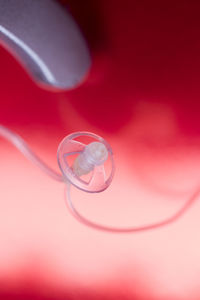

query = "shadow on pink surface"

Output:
[[0, 285, 147, 300]]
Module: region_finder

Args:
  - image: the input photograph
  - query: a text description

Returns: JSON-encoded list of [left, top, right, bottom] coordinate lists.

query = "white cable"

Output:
[[1, 124, 198, 233], [0, 125, 63, 182], [65, 179, 199, 233]]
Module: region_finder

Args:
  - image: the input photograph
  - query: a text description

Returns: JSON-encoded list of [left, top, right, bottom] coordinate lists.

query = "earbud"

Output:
[[57, 132, 115, 193], [73, 142, 108, 176], [1, 124, 194, 233]]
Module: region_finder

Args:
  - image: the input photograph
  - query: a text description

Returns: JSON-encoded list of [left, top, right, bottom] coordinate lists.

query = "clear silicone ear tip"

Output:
[[57, 132, 115, 193], [85, 142, 108, 165]]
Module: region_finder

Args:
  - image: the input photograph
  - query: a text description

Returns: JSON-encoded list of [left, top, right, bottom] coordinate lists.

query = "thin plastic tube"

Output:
[[65, 183, 200, 233], [0, 125, 63, 182], [1, 124, 199, 233]]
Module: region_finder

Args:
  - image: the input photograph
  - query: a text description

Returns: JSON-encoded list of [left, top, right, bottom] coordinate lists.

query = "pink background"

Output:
[[1, 1, 200, 299]]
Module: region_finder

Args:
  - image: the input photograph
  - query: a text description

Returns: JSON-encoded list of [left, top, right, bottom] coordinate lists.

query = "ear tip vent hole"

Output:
[[57, 132, 115, 193]]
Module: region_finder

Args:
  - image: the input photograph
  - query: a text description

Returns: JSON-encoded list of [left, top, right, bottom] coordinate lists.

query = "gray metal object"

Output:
[[0, 0, 91, 90]]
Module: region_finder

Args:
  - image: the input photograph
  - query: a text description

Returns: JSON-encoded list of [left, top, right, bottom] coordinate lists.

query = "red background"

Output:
[[1, 1, 200, 299]]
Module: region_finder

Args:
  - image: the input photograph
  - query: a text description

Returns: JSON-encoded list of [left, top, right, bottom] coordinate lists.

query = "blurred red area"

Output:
[[1, 0, 200, 299]]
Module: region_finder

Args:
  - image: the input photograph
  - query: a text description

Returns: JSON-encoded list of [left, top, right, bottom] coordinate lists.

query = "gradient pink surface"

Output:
[[1, 1, 200, 299]]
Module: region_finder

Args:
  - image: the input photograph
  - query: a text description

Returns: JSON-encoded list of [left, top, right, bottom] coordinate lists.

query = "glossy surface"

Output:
[[57, 132, 114, 192], [0, 0, 91, 90]]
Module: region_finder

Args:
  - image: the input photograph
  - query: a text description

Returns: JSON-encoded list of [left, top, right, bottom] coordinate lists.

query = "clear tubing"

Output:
[[0, 124, 199, 233], [0, 125, 63, 182], [65, 182, 199, 233]]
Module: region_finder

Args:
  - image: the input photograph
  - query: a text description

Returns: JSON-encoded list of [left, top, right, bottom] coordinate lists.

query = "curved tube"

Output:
[[0, 125, 63, 182], [0, 124, 198, 233], [65, 178, 199, 233]]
